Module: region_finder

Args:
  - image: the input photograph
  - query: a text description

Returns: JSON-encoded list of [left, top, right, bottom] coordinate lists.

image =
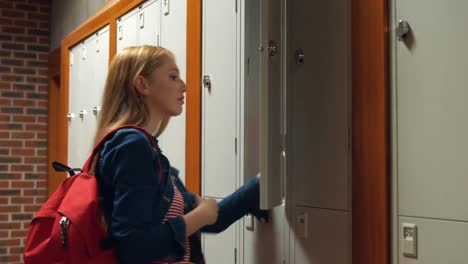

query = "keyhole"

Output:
[[296, 49, 305, 65]]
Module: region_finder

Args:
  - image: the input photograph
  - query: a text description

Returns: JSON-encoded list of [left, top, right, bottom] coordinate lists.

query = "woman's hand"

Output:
[[198, 198, 218, 225]]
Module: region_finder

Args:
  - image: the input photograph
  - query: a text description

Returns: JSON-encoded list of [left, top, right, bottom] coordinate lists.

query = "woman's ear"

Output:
[[134, 75, 150, 96]]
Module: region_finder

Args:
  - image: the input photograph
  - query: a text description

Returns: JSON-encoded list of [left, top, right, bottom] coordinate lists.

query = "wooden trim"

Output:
[[185, 0, 202, 195], [352, 0, 390, 263], [48, 48, 65, 195]]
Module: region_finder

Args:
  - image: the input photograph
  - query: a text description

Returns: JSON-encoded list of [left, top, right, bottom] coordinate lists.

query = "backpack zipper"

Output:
[[60, 216, 70, 249]]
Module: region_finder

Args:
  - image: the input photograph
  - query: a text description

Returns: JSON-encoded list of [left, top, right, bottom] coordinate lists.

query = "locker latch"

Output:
[[268, 40, 277, 57], [203, 75, 212, 90]]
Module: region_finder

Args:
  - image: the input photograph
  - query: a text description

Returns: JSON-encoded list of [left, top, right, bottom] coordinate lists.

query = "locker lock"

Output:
[[79, 109, 88, 119], [93, 106, 101, 116], [267, 40, 277, 57], [396, 20, 410, 41], [203, 75, 212, 90], [67, 113, 75, 122], [296, 49, 305, 65]]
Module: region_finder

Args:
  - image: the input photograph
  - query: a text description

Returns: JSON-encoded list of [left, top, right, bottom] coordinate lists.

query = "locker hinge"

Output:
[[235, 0, 237, 13], [234, 248, 237, 264], [235, 137, 237, 155]]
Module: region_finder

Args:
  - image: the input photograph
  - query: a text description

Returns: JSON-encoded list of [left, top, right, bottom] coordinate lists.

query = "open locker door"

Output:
[[259, 0, 284, 210]]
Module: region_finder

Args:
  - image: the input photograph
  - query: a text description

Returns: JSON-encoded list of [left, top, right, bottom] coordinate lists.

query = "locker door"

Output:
[[116, 8, 139, 52], [138, 0, 161, 46], [68, 45, 81, 168], [80, 34, 96, 161], [291, 0, 351, 211], [84, 26, 110, 154], [203, 198, 238, 264], [93, 26, 110, 124], [158, 0, 187, 182], [393, 1, 468, 263], [202, 0, 237, 198]]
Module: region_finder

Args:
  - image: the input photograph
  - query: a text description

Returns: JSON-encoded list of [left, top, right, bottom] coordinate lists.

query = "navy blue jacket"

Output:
[[95, 128, 267, 264]]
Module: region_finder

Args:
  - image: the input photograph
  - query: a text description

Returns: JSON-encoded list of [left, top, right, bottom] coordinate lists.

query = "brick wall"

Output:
[[0, 0, 50, 263]]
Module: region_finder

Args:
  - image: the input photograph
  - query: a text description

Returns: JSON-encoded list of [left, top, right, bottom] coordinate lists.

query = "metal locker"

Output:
[[68, 44, 82, 168], [158, 0, 187, 183], [293, 207, 351, 264], [138, 0, 161, 46], [395, 0, 468, 222], [116, 7, 139, 52], [398, 217, 468, 264], [82, 26, 110, 158], [203, 197, 238, 264], [202, 0, 238, 199], [79, 33, 97, 162], [291, 0, 351, 211], [242, 205, 286, 264]]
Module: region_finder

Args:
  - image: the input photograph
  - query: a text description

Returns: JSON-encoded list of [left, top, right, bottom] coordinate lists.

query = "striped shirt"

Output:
[[152, 179, 191, 264]]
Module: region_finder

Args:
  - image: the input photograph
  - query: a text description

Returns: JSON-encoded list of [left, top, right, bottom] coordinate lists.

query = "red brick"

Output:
[[25, 124, 47, 131], [0, 182, 8, 188], [0, 206, 20, 214], [10, 165, 33, 172], [0, 230, 8, 237], [0, 132, 9, 138], [0, 140, 22, 147], [0, 197, 8, 204], [0, 83, 10, 90], [1, 75, 24, 82], [9, 246, 24, 254], [12, 115, 34, 123], [14, 20, 37, 28], [11, 132, 34, 139], [35, 165, 47, 172], [10, 197, 34, 204], [37, 132, 47, 139], [23, 189, 46, 196], [25, 157, 46, 164], [24, 205, 41, 213], [12, 99, 34, 107], [36, 149, 46, 156], [0, 223, 20, 230], [34, 196, 47, 204], [37, 116, 47, 123], [0, 115, 10, 122], [0, 254, 20, 263], [0, 98, 11, 106], [2, 10, 24, 18], [11, 181, 34, 188], [11, 148, 34, 156], [0, 239, 20, 247], [36, 180, 46, 188]]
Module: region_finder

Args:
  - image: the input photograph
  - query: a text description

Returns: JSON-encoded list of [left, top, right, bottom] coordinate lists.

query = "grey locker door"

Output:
[[293, 207, 351, 264], [258, 0, 283, 210], [393, 1, 468, 263], [138, 0, 161, 46], [117, 8, 139, 52], [158, 0, 187, 182], [68, 45, 81, 168], [202, 0, 237, 198], [396, 0, 468, 222], [85, 26, 110, 153], [80, 34, 97, 159], [291, 0, 351, 211], [203, 224, 237, 264]]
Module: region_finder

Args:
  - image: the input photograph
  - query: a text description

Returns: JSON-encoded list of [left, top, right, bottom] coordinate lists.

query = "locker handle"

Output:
[[67, 113, 75, 122], [140, 12, 145, 29], [118, 25, 123, 40]]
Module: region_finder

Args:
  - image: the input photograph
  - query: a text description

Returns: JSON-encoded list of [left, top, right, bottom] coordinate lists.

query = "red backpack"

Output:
[[24, 126, 158, 264]]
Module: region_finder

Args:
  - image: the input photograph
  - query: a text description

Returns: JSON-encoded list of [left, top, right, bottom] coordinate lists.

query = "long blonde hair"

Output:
[[93, 45, 174, 145]]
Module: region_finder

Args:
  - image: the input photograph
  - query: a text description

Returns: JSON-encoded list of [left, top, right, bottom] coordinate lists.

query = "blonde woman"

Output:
[[93, 46, 268, 264]]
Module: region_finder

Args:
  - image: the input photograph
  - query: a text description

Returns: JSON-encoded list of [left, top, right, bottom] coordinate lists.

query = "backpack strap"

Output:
[[82, 125, 162, 183]]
